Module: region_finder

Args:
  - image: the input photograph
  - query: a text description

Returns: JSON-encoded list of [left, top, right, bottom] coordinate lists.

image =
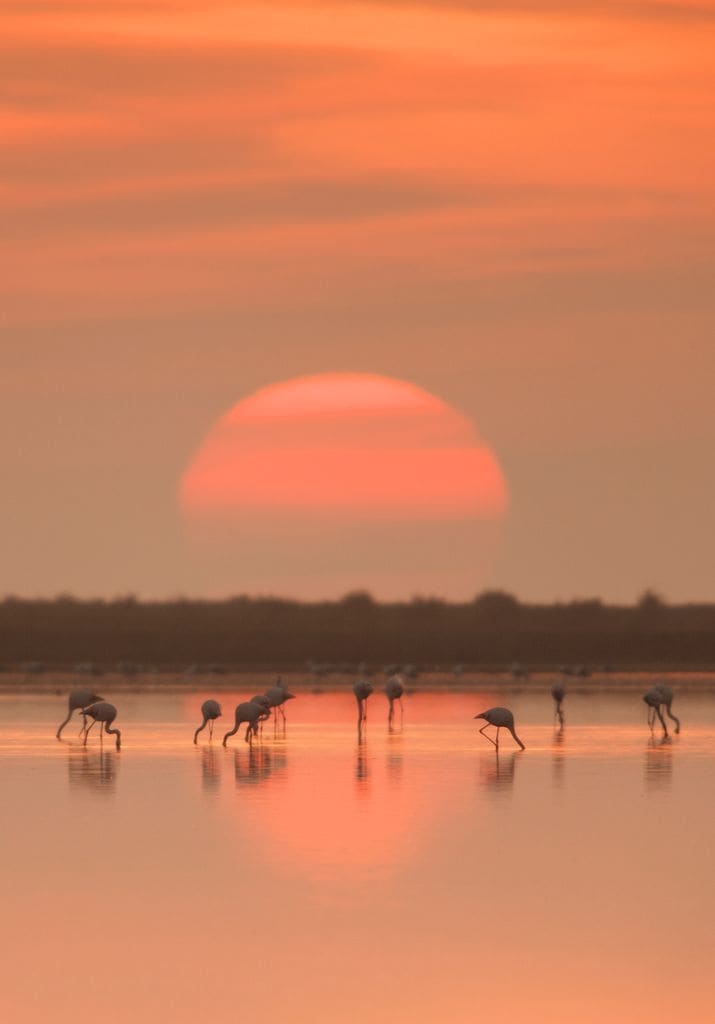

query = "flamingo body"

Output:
[[222, 702, 264, 746], [56, 688, 104, 739], [474, 706, 525, 751], [193, 699, 222, 744], [82, 701, 121, 750]]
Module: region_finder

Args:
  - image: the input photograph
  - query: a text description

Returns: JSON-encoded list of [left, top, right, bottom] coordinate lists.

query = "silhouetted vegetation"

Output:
[[1, 590, 714, 671]]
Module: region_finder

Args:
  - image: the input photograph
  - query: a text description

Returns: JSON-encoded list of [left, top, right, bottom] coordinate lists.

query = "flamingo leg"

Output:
[[83, 719, 98, 745], [495, 727, 500, 751], [479, 723, 497, 747]]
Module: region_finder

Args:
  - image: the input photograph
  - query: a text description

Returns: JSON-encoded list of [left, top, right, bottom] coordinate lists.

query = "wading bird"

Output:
[[193, 699, 222, 744], [551, 683, 566, 726], [385, 675, 404, 725], [222, 702, 264, 747], [82, 702, 121, 750], [56, 689, 104, 739], [353, 679, 373, 723], [264, 678, 296, 723], [644, 688, 677, 737], [474, 707, 525, 751], [653, 683, 681, 734]]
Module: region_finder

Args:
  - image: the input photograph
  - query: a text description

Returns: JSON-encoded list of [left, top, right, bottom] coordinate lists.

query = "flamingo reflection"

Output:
[[234, 745, 283, 786], [479, 751, 518, 793], [67, 747, 118, 792], [644, 735, 673, 791], [201, 746, 221, 793]]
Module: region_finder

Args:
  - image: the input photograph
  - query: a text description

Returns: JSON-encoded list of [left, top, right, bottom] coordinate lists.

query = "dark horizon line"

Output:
[[1, 588, 712, 610]]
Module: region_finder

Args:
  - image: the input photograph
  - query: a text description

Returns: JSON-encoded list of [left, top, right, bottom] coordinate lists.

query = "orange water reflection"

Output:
[[2, 691, 715, 1024]]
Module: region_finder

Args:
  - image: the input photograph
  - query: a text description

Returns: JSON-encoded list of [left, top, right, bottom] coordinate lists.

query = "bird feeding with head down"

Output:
[[385, 675, 404, 725], [222, 702, 265, 746], [193, 699, 222, 744], [82, 702, 122, 750], [551, 683, 566, 726], [56, 688, 105, 739], [353, 679, 373, 723], [474, 707, 525, 751], [652, 683, 681, 734]]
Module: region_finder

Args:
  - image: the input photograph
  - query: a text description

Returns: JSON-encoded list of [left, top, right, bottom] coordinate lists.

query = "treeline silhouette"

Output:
[[1, 590, 714, 671]]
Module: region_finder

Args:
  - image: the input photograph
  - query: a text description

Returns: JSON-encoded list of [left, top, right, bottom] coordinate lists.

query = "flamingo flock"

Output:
[[55, 675, 684, 753]]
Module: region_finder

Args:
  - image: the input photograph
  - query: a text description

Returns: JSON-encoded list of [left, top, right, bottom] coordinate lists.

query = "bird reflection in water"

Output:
[[234, 745, 284, 787], [551, 725, 566, 788], [644, 735, 673, 791], [201, 746, 222, 794], [67, 747, 118, 792], [478, 751, 517, 795], [386, 732, 403, 782], [355, 738, 369, 788]]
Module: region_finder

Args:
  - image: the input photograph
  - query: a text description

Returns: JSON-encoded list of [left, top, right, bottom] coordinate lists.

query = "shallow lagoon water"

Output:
[[1, 687, 714, 1023]]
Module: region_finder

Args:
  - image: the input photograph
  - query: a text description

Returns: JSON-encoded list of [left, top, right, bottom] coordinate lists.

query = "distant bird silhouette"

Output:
[[385, 675, 404, 725], [56, 688, 104, 739], [474, 707, 525, 751], [193, 699, 222, 744], [653, 683, 681, 734], [353, 679, 373, 722], [264, 677, 296, 723], [82, 701, 121, 750], [222, 702, 264, 746], [643, 689, 669, 736], [551, 683, 566, 726], [644, 686, 680, 736]]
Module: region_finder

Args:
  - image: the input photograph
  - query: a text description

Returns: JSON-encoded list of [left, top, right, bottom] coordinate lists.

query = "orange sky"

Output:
[[2, 0, 714, 600]]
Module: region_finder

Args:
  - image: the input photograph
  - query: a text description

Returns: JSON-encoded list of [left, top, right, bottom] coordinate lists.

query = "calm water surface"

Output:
[[1, 689, 714, 1023]]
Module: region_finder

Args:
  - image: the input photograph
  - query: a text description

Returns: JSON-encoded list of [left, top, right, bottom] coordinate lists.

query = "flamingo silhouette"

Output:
[[193, 699, 222, 744], [385, 675, 404, 726], [82, 702, 121, 750], [353, 679, 373, 723], [644, 688, 679, 737], [222, 702, 264, 747], [551, 683, 566, 726], [264, 678, 296, 724], [56, 689, 104, 739], [474, 707, 525, 751], [653, 684, 681, 734]]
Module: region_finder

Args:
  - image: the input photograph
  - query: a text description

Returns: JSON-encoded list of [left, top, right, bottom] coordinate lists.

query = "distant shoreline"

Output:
[[3, 669, 715, 696]]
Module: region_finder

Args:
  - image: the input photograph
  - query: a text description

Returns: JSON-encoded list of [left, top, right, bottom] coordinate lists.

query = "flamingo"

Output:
[[353, 679, 373, 723], [82, 702, 121, 750], [222, 702, 264, 747], [644, 688, 678, 737], [653, 684, 681, 734], [551, 683, 566, 726], [385, 675, 404, 725], [250, 694, 272, 736], [264, 678, 296, 724], [193, 699, 222, 744], [474, 707, 525, 751], [56, 689, 104, 739]]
